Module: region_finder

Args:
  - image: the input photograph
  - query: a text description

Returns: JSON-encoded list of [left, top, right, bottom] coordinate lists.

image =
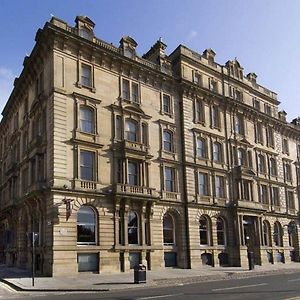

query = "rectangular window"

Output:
[[122, 79, 130, 100], [193, 71, 202, 85], [253, 98, 260, 110], [81, 64, 92, 87], [210, 79, 218, 93], [37, 154, 45, 182], [80, 151, 95, 181], [255, 123, 263, 144], [198, 172, 209, 196], [215, 176, 225, 198], [31, 158, 36, 185], [128, 161, 139, 186], [260, 185, 268, 204], [211, 106, 220, 129], [115, 116, 122, 140], [195, 100, 205, 123], [266, 127, 274, 147], [235, 90, 243, 101], [162, 94, 172, 115], [165, 167, 175, 192], [142, 123, 148, 146], [131, 82, 139, 103], [242, 180, 251, 200], [22, 168, 28, 192], [282, 138, 289, 154], [287, 190, 295, 209], [283, 162, 292, 181], [117, 160, 123, 184], [271, 186, 280, 206], [264, 104, 272, 116]]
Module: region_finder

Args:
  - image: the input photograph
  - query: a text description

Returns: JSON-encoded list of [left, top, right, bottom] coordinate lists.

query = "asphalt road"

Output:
[[3, 272, 300, 300]]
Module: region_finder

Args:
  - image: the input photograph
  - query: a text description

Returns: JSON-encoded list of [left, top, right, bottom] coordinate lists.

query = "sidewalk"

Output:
[[1, 263, 300, 292]]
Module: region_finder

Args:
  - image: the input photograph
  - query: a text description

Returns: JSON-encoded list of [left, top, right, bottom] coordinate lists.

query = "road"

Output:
[[2, 272, 300, 299]]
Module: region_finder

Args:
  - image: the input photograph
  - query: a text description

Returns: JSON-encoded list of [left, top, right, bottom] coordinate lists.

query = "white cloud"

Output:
[[187, 30, 198, 40], [0, 67, 14, 112]]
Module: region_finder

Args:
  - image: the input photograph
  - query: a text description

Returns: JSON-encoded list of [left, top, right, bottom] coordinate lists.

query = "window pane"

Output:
[[163, 214, 174, 245], [131, 83, 139, 103], [165, 167, 175, 192], [163, 95, 171, 114], [125, 120, 138, 142], [81, 65, 91, 86], [77, 206, 96, 244], [163, 131, 172, 152], [128, 211, 138, 245], [122, 79, 130, 100], [80, 107, 94, 133], [80, 151, 94, 181], [199, 218, 208, 245], [197, 138, 205, 158], [198, 173, 208, 196], [128, 162, 138, 185]]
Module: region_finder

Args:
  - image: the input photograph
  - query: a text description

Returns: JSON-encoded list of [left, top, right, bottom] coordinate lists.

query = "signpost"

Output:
[[27, 232, 39, 287]]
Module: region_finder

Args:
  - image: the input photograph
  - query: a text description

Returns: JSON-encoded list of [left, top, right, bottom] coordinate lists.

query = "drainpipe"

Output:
[[179, 84, 191, 269]]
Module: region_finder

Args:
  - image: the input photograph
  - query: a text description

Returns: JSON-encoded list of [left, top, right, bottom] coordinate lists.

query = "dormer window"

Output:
[[79, 28, 92, 40], [124, 46, 134, 59]]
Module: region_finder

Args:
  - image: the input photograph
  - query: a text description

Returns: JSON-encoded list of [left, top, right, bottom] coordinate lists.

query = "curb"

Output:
[[0, 278, 109, 292], [1, 267, 300, 293]]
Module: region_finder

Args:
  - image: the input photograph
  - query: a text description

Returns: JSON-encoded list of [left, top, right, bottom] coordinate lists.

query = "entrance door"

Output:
[[243, 216, 260, 264]]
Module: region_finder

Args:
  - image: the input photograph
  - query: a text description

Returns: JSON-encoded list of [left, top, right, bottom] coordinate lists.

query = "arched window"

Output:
[[125, 119, 138, 142], [237, 148, 246, 166], [197, 138, 206, 158], [258, 154, 266, 173], [216, 217, 226, 245], [128, 211, 138, 245], [163, 214, 175, 245], [213, 142, 222, 162], [163, 130, 173, 152], [77, 206, 96, 245], [80, 106, 94, 133], [273, 222, 283, 246], [262, 221, 271, 246], [199, 216, 210, 245]]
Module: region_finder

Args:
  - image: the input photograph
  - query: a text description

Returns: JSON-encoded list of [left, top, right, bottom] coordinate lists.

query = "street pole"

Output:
[[32, 232, 35, 287]]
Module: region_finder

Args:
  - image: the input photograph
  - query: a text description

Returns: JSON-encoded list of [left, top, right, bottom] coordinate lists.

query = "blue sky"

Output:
[[0, 0, 299, 120]]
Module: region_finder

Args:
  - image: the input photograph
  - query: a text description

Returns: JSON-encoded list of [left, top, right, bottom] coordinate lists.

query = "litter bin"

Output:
[[247, 251, 254, 270], [134, 264, 146, 284]]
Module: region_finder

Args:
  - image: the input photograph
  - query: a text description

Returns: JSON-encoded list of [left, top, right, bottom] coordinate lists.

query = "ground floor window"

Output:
[[77, 253, 99, 272]]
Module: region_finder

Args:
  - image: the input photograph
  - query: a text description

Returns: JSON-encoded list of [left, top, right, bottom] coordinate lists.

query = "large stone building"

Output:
[[1, 16, 300, 276]]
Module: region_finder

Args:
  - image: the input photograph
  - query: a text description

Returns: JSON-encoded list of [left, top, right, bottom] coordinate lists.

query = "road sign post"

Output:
[[27, 232, 39, 287]]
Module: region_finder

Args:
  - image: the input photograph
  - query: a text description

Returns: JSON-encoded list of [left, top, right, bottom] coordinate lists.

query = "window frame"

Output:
[[164, 166, 176, 192], [199, 216, 211, 246], [215, 175, 225, 198], [198, 172, 209, 196], [161, 93, 173, 116], [163, 213, 175, 245], [77, 205, 97, 245], [196, 137, 207, 159], [79, 106, 95, 134], [163, 129, 174, 153], [213, 142, 222, 163], [80, 63, 93, 88], [80, 150, 96, 181], [128, 210, 139, 245]]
